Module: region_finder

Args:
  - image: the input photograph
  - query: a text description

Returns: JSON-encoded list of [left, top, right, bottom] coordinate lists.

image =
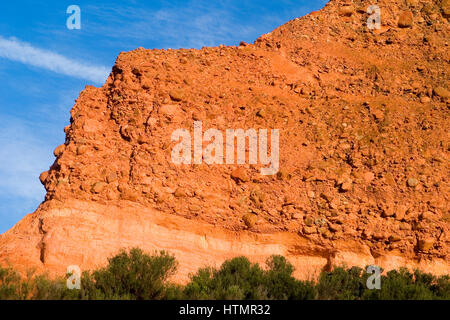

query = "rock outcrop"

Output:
[[1, 0, 449, 282]]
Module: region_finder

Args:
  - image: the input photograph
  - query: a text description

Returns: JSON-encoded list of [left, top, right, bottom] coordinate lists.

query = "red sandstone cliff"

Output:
[[1, 0, 449, 282]]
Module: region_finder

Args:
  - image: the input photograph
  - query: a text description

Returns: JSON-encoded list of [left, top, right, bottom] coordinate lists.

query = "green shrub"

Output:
[[362, 268, 445, 300], [263, 255, 315, 300], [163, 283, 185, 300], [431, 275, 450, 300], [184, 257, 266, 300], [316, 266, 366, 300], [30, 275, 79, 300], [0, 266, 23, 299], [84, 248, 178, 300], [184, 255, 315, 300]]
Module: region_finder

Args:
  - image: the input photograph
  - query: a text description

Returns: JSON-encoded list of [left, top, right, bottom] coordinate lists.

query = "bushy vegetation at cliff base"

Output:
[[1, 248, 449, 300]]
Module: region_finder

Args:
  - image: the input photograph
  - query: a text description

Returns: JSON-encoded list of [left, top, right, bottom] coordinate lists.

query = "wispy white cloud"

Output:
[[0, 35, 110, 83]]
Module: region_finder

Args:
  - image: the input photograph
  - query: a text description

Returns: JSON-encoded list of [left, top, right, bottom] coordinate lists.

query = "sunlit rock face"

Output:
[[1, 0, 449, 281]]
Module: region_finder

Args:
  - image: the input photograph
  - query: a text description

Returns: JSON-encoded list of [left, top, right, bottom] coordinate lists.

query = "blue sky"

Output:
[[0, 0, 327, 233]]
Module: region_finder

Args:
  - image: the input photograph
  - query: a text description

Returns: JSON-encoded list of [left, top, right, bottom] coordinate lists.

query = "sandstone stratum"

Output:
[[1, 0, 449, 282]]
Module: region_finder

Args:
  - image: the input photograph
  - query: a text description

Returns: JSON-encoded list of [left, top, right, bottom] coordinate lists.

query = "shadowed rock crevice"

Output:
[[38, 218, 47, 264]]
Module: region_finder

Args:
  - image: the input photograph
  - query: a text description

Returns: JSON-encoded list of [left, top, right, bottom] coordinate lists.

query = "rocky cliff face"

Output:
[[1, 0, 449, 282]]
